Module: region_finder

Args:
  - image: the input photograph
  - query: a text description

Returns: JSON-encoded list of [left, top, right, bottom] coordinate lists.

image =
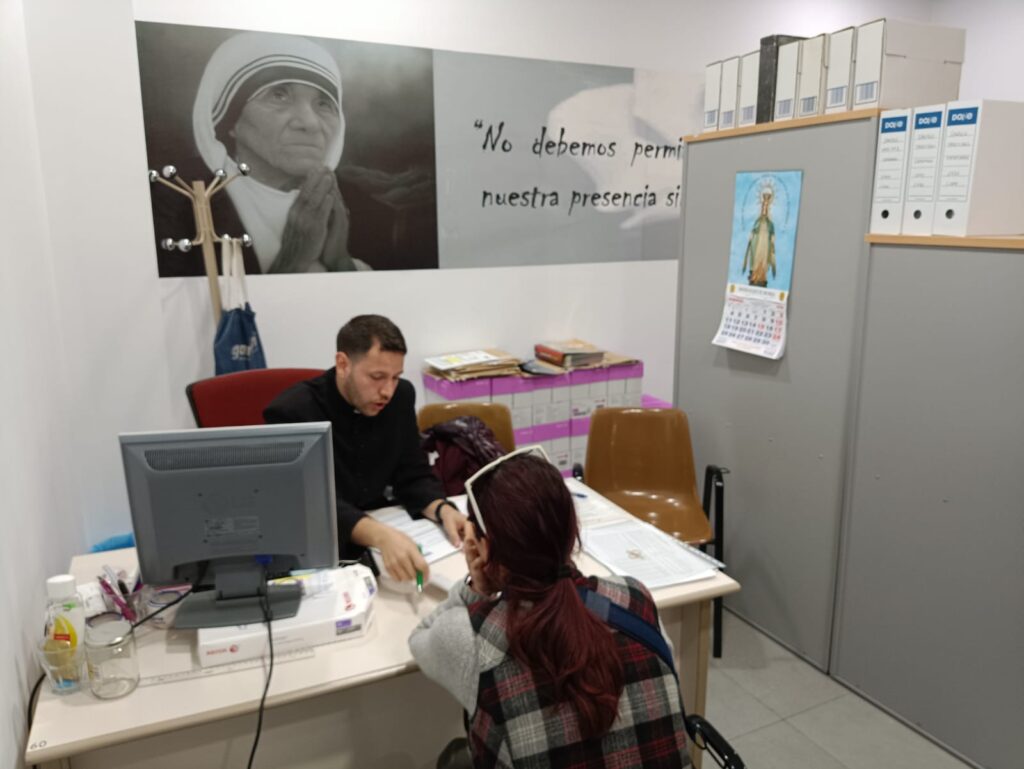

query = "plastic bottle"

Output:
[[44, 574, 86, 686]]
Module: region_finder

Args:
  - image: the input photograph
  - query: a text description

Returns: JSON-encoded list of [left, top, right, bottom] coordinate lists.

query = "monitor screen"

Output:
[[120, 422, 338, 627]]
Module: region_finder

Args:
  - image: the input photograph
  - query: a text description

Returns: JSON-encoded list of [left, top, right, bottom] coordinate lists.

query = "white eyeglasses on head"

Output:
[[463, 444, 551, 536]]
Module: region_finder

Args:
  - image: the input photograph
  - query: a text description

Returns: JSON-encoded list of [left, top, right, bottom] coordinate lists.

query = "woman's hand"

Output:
[[462, 525, 497, 597], [269, 168, 336, 273]]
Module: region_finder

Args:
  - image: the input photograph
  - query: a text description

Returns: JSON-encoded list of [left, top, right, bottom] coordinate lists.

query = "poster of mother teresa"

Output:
[[137, 23, 438, 275]]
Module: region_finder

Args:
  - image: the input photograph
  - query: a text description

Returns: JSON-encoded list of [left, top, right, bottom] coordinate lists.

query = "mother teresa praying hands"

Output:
[[193, 32, 369, 273]]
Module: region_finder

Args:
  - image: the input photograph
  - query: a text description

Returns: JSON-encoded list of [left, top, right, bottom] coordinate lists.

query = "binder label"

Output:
[[855, 81, 878, 104], [947, 107, 978, 126], [881, 117, 908, 133], [939, 106, 979, 202], [906, 110, 944, 203], [873, 114, 910, 204]]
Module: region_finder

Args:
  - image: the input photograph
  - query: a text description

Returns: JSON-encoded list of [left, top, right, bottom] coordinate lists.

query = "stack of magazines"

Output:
[[422, 348, 520, 381]]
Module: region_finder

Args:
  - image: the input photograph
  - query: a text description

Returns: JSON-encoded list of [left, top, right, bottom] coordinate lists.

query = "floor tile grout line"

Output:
[[783, 711, 862, 769], [781, 689, 850, 720], [710, 663, 846, 722], [719, 715, 782, 743], [729, 718, 861, 769]]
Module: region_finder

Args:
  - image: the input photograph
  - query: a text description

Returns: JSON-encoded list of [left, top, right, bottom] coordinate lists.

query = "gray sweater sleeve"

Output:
[[408, 581, 486, 713]]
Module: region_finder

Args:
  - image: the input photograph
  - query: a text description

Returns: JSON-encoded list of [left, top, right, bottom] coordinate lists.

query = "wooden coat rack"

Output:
[[148, 163, 254, 324]]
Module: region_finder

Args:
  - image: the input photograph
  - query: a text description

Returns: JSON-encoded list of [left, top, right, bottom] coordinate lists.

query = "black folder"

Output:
[[757, 35, 806, 123]]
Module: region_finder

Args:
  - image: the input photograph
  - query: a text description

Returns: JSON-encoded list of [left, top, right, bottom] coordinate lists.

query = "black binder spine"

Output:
[[757, 34, 805, 124]]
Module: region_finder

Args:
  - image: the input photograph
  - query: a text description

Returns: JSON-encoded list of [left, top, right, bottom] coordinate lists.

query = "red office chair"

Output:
[[186, 368, 323, 427]]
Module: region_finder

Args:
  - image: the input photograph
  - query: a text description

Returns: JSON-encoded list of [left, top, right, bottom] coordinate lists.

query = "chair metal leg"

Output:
[[704, 465, 729, 659]]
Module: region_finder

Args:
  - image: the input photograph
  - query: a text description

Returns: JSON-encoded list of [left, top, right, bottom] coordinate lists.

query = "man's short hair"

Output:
[[336, 315, 407, 358]]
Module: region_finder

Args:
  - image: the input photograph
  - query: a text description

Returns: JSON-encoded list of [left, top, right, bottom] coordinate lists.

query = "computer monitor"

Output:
[[120, 422, 338, 629]]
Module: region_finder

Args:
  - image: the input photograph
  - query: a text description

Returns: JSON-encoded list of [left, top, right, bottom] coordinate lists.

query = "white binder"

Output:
[[901, 104, 946, 235], [718, 57, 740, 130], [869, 109, 912, 234], [796, 35, 826, 118], [773, 41, 799, 121], [703, 61, 722, 133], [825, 27, 856, 114], [737, 50, 760, 127], [853, 18, 964, 110], [933, 100, 1024, 237]]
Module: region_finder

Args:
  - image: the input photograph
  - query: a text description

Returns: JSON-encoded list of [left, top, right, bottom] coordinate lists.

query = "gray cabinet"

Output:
[[675, 116, 878, 669], [676, 115, 1024, 769], [831, 243, 1024, 769]]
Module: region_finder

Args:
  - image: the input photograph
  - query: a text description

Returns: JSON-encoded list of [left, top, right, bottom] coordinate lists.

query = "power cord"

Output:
[[27, 671, 45, 769], [131, 561, 208, 631], [246, 566, 275, 769]]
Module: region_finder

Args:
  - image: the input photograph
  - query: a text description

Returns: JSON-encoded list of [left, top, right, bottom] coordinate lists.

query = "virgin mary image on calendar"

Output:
[[136, 22, 438, 276], [727, 171, 802, 294]]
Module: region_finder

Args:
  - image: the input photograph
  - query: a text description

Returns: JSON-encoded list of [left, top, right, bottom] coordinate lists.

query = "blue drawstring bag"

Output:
[[214, 237, 267, 375]]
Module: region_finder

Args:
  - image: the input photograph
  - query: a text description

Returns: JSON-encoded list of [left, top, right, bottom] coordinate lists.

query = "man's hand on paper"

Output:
[[438, 502, 467, 548]]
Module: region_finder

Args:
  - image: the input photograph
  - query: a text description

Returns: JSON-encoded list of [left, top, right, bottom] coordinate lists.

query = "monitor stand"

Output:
[[173, 583, 302, 629]]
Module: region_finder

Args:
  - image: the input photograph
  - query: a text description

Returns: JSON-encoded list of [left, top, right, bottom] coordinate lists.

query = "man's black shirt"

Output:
[[264, 369, 442, 554]]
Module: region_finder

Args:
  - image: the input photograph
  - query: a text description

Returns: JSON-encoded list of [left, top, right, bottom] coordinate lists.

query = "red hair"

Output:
[[473, 454, 624, 739]]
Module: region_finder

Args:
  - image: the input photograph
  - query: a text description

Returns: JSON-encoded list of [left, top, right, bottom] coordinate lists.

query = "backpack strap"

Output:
[[577, 587, 677, 678], [577, 586, 746, 769]]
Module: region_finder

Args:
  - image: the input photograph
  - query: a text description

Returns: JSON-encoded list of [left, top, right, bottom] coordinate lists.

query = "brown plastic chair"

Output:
[[186, 368, 323, 427], [417, 402, 516, 454], [582, 407, 729, 657]]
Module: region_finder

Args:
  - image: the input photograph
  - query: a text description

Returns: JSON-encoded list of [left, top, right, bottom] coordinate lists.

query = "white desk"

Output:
[[27, 488, 739, 769]]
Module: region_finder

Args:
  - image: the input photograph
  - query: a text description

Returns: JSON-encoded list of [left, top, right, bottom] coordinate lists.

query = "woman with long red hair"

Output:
[[409, 446, 690, 768]]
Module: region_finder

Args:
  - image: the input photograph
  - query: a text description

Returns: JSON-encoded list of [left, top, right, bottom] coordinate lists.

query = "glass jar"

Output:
[[85, 615, 139, 699], [145, 588, 185, 629]]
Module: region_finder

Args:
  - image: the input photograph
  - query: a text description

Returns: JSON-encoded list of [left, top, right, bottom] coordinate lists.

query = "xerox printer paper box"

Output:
[[197, 565, 376, 668]]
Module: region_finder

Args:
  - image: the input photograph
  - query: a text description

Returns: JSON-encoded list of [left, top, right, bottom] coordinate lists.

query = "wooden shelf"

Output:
[[683, 108, 881, 143], [865, 234, 1024, 251]]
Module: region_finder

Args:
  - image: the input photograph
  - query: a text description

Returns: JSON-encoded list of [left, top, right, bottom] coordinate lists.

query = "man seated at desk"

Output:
[[264, 314, 464, 581]]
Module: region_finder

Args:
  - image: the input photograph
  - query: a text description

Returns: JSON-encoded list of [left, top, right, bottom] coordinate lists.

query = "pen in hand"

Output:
[[416, 544, 424, 594]]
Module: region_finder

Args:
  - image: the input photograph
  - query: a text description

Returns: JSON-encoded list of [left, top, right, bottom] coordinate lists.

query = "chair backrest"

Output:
[[584, 407, 699, 498], [186, 368, 323, 427], [417, 402, 516, 454]]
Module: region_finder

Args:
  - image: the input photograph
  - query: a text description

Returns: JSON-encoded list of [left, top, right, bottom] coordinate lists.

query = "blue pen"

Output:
[[571, 492, 587, 499]]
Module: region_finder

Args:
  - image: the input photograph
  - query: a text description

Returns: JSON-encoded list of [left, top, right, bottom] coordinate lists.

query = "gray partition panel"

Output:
[[676, 118, 877, 668], [832, 245, 1024, 769]]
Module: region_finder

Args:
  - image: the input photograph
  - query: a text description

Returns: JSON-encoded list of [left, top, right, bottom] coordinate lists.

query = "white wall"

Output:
[[5, 1, 1023, 762], [932, 0, 1024, 101], [0, 1, 87, 766]]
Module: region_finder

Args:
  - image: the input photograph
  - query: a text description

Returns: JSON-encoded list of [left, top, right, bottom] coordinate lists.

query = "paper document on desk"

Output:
[[369, 508, 460, 563], [582, 519, 721, 589], [568, 485, 634, 529]]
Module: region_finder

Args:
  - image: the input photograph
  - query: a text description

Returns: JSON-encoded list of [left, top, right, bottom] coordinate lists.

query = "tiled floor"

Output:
[[704, 612, 973, 769]]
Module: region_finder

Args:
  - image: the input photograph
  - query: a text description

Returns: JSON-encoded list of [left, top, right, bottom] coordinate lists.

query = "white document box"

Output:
[[933, 100, 1024, 237], [718, 56, 740, 131], [869, 109, 912, 234], [737, 50, 760, 127], [703, 61, 722, 132], [773, 41, 799, 121], [824, 27, 856, 114], [901, 104, 946, 235], [796, 35, 826, 118], [852, 18, 964, 110]]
